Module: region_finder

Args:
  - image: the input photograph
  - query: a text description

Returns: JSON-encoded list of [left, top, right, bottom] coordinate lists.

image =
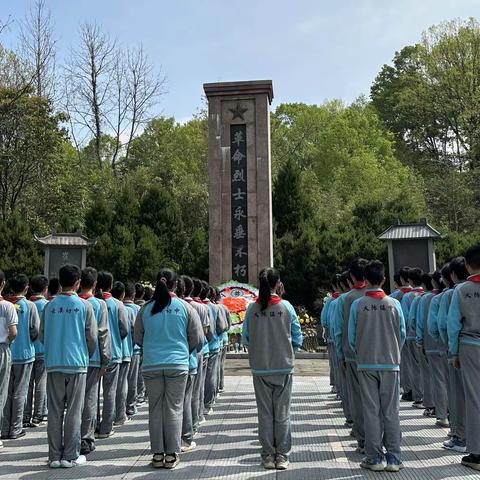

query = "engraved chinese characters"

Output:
[[231, 124, 248, 282]]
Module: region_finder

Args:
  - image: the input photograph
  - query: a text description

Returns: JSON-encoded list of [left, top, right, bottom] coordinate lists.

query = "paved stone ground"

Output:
[[0, 361, 478, 479]]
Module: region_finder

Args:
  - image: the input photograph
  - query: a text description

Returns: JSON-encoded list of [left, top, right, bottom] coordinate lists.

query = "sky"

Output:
[[2, 0, 480, 121]]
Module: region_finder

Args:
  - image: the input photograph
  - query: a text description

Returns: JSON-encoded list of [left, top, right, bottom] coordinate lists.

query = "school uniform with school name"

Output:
[[1, 297, 39, 438], [348, 289, 406, 463]]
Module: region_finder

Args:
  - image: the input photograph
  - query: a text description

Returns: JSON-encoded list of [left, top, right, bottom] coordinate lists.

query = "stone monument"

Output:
[[203, 80, 274, 286]]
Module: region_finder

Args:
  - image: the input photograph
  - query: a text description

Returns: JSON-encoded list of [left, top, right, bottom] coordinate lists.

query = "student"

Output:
[[135, 283, 145, 307], [215, 287, 231, 395], [242, 268, 303, 470], [134, 283, 147, 404], [96, 272, 128, 439], [176, 277, 204, 453], [390, 273, 402, 299], [0, 269, 18, 450], [334, 257, 369, 453], [134, 269, 204, 469], [47, 278, 61, 301], [440, 258, 468, 453], [1, 274, 40, 440], [348, 260, 405, 472], [401, 267, 424, 408], [79, 267, 111, 455], [124, 282, 141, 418], [448, 245, 480, 471], [24, 275, 49, 428], [40, 264, 98, 468]]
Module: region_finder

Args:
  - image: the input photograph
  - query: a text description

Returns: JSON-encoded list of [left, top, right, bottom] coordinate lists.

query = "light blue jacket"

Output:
[[31, 297, 48, 357], [124, 302, 142, 355], [9, 297, 39, 364], [104, 295, 129, 364]]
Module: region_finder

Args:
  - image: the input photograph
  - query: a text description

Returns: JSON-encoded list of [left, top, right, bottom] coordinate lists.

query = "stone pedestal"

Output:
[[204, 80, 274, 286]]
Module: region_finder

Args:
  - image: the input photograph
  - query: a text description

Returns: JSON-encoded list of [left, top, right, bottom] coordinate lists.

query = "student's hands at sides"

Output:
[[342, 360, 347, 369], [452, 356, 461, 369], [98, 368, 107, 379], [8, 325, 18, 343]]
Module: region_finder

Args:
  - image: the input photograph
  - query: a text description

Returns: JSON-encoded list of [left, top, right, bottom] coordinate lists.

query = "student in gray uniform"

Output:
[[448, 245, 480, 471], [349, 260, 406, 472], [242, 268, 303, 471], [134, 269, 204, 470], [40, 264, 98, 468], [0, 269, 18, 450], [134, 283, 146, 404], [79, 268, 111, 455], [333, 258, 369, 453], [216, 288, 231, 395], [2, 274, 40, 441]]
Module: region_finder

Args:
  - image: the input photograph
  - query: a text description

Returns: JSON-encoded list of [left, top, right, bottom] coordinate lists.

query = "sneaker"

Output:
[[262, 455, 276, 469], [8, 430, 26, 440], [355, 446, 365, 455], [443, 438, 456, 450], [344, 420, 353, 428], [275, 454, 289, 470], [114, 417, 131, 426], [412, 400, 424, 409], [350, 429, 356, 438], [152, 453, 164, 468], [401, 391, 413, 401], [80, 440, 91, 455], [447, 430, 454, 438], [385, 453, 404, 472], [360, 453, 385, 471], [137, 397, 146, 405], [204, 408, 213, 416], [164, 453, 180, 469], [95, 430, 114, 439], [0, 440, 3, 449], [31, 417, 43, 426], [181, 441, 197, 453], [49, 460, 62, 469], [423, 408, 435, 417], [452, 439, 467, 453], [436, 418, 450, 428], [24, 421, 39, 428], [462, 454, 480, 471], [61, 455, 87, 468]]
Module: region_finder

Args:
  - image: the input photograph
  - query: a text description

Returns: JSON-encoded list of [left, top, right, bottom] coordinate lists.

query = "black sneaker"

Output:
[[401, 391, 413, 401], [412, 400, 424, 409], [462, 454, 480, 471], [8, 430, 26, 440], [80, 440, 95, 455]]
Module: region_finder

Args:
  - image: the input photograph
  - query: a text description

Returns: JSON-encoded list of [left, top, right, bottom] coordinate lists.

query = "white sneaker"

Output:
[[61, 455, 87, 468], [204, 408, 213, 416], [199, 417, 206, 425], [49, 460, 62, 469], [181, 441, 197, 453], [0, 440, 3, 449]]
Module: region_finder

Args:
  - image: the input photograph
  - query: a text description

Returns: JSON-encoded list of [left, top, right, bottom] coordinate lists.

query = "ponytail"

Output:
[[151, 268, 177, 315], [258, 267, 280, 311]]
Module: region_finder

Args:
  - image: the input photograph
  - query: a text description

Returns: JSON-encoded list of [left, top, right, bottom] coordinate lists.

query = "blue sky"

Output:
[[2, 0, 480, 121]]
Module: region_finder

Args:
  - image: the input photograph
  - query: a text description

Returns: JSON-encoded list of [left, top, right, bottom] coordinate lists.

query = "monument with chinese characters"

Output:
[[35, 231, 97, 278], [203, 80, 274, 286]]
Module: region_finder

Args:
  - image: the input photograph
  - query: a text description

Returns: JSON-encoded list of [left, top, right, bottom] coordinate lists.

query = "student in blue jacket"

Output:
[[24, 275, 49, 428], [242, 268, 303, 471], [134, 269, 204, 470], [40, 264, 97, 468]]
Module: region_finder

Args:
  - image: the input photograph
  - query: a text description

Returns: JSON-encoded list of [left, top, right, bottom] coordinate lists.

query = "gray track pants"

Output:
[[253, 374, 293, 459], [47, 372, 86, 462], [181, 372, 196, 444], [197, 353, 208, 423], [327, 343, 335, 387], [98, 363, 119, 435], [448, 362, 465, 441], [127, 355, 140, 415], [429, 354, 449, 420], [406, 341, 423, 401], [137, 355, 146, 399], [418, 348, 434, 408], [359, 370, 401, 462], [115, 361, 130, 423], [81, 367, 100, 442], [192, 352, 204, 431], [1, 362, 33, 437], [204, 352, 219, 409], [218, 346, 227, 392], [337, 359, 352, 422], [25, 357, 47, 421], [0, 345, 12, 433], [460, 344, 480, 454], [346, 361, 365, 448], [143, 370, 187, 454]]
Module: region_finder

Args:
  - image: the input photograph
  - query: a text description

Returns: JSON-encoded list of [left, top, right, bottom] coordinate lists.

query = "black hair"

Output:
[[215, 287, 222, 302], [258, 267, 280, 311], [96, 271, 114, 299], [48, 278, 61, 296], [124, 281, 136, 299], [9, 274, 29, 295], [465, 245, 480, 271], [199, 281, 209, 300], [111, 281, 125, 300], [399, 267, 411, 284], [151, 268, 176, 315], [449, 257, 469, 281], [330, 273, 341, 290], [81, 267, 98, 290], [59, 265, 81, 289], [192, 278, 203, 298], [0, 269, 5, 284], [349, 257, 368, 282], [182, 275, 193, 297], [364, 260, 385, 286], [176, 276, 185, 298], [208, 286, 216, 302], [432, 270, 444, 292], [276, 282, 285, 297], [408, 267, 424, 287], [393, 273, 401, 286], [135, 282, 145, 300], [143, 286, 153, 301], [30, 275, 49, 294], [339, 271, 350, 291], [441, 263, 453, 288], [421, 273, 433, 291]]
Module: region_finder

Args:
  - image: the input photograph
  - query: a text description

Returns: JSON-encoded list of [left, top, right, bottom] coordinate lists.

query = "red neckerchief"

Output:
[[103, 293, 112, 299], [169, 293, 177, 298], [256, 294, 282, 307], [47, 296, 56, 301], [79, 293, 93, 300], [6, 296, 24, 304], [365, 290, 386, 299], [468, 274, 480, 283], [353, 281, 366, 290], [332, 292, 341, 299], [30, 295, 46, 302], [400, 286, 412, 293], [412, 287, 424, 292]]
